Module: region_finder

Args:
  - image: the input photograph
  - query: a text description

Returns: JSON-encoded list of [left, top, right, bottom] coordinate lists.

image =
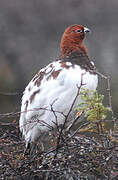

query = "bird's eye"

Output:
[[76, 29, 83, 33]]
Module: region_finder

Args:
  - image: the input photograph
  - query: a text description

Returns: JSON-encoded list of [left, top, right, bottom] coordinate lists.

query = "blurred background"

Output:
[[0, 0, 118, 120]]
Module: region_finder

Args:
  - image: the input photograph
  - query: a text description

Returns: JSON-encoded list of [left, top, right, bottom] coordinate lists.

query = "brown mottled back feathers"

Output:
[[58, 51, 96, 74]]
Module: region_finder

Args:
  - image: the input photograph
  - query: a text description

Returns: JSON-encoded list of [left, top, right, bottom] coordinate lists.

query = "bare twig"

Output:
[[0, 91, 21, 96], [106, 76, 113, 115], [96, 70, 117, 131], [54, 73, 85, 158], [0, 106, 66, 120]]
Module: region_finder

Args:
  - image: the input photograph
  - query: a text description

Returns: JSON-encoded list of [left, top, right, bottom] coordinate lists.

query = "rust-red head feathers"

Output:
[[60, 24, 90, 58]]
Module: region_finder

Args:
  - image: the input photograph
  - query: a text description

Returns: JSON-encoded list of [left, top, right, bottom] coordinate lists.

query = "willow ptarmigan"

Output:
[[19, 24, 98, 150]]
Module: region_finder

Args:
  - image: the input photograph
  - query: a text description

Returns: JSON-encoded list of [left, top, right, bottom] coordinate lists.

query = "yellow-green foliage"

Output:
[[76, 88, 110, 122]]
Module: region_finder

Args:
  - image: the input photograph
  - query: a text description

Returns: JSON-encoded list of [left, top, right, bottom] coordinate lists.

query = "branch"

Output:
[[54, 73, 85, 158], [0, 91, 21, 96]]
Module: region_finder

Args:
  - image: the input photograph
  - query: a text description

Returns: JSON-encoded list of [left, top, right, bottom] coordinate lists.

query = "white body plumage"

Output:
[[19, 60, 98, 146]]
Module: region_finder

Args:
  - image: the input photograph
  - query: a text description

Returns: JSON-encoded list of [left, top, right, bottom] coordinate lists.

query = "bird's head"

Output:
[[60, 24, 90, 58]]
